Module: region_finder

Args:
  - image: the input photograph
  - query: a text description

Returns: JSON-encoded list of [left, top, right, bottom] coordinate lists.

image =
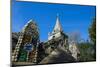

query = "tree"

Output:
[[88, 17, 96, 59], [78, 42, 95, 62], [89, 18, 96, 44]]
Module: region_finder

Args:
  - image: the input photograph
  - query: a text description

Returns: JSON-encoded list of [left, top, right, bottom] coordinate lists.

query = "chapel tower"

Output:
[[47, 14, 68, 51], [48, 14, 63, 40]]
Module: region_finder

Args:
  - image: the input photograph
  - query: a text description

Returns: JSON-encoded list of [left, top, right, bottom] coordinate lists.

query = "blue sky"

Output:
[[12, 0, 96, 41]]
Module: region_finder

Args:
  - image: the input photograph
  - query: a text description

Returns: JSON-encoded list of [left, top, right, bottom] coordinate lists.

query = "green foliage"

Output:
[[78, 42, 95, 62], [89, 18, 96, 44], [88, 17, 96, 59]]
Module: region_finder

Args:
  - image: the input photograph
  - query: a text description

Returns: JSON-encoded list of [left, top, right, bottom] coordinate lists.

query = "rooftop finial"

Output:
[[57, 13, 59, 17]]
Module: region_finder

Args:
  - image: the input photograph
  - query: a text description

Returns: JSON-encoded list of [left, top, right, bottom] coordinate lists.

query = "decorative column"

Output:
[[12, 22, 26, 62], [12, 32, 24, 62]]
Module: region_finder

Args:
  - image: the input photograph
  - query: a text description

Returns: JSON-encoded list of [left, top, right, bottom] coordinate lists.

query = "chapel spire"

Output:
[[52, 14, 62, 33]]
